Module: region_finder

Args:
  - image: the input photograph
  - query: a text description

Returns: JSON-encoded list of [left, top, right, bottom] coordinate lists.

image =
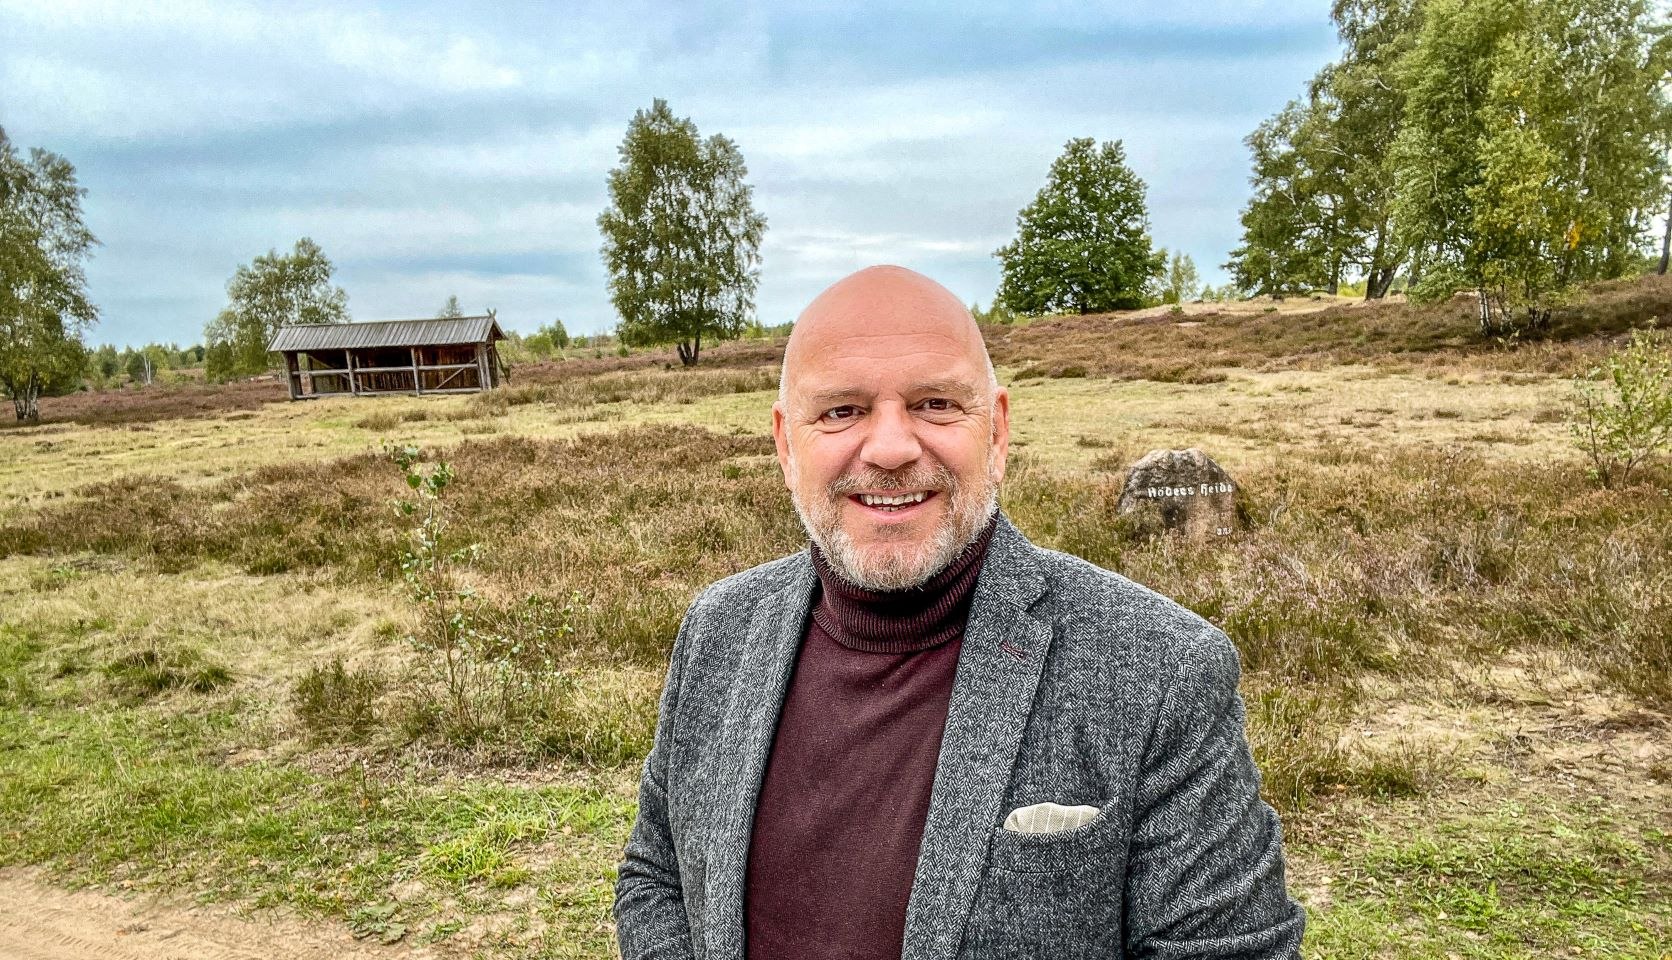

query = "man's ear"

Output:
[[772, 401, 793, 488], [989, 387, 1011, 484]]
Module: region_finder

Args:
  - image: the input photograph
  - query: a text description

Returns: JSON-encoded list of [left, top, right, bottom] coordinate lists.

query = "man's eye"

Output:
[[823, 405, 860, 421], [921, 398, 956, 412]]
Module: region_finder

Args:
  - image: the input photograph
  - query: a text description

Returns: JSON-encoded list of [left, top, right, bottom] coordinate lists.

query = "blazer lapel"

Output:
[[702, 554, 816, 960], [902, 515, 1053, 960]]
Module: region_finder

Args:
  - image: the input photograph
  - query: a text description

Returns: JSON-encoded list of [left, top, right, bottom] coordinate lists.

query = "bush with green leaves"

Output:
[[382, 442, 631, 762], [1569, 326, 1672, 488], [970, 300, 1017, 325], [522, 319, 570, 359]]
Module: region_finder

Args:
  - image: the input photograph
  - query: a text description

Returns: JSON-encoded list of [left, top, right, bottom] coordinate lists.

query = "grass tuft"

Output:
[[102, 647, 232, 702], [292, 658, 385, 743]]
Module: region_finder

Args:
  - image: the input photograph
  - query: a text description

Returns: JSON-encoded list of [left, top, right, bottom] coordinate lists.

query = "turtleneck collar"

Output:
[[808, 513, 999, 654]]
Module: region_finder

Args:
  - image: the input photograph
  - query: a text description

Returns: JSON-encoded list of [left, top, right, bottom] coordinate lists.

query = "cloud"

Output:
[[1, 0, 1339, 346]]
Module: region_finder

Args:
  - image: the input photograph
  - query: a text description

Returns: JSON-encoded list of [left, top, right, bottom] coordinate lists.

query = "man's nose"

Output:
[[861, 402, 922, 472]]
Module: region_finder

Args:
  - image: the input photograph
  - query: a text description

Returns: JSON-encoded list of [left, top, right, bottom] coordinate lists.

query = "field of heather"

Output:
[[2, 280, 1668, 959]]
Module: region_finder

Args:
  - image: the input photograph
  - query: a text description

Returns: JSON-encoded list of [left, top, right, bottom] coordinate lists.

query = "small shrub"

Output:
[[1569, 325, 1672, 488], [1244, 684, 1350, 813], [355, 408, 432, 430], [1149, 363, 1227, 385], [1597, 608, 1672, 708], [103, 647, 232, 702], [1087, 449, 1130, 473], [0, 630, 42, 708], [292, 658, 385, 742], [1341, 737, 1451, 798], [382, 444, 645, 762], [356, 410, 401, 431]]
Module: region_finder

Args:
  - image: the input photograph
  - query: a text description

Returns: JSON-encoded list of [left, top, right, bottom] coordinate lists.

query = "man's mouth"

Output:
[[850, 491, 936, 513]]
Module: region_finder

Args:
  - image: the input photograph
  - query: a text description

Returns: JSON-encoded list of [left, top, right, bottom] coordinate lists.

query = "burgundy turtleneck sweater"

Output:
[[744, 516, 998, 960]]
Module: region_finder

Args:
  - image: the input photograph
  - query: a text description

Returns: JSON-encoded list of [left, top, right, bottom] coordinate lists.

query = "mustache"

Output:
[[828, 462, 957, 497]]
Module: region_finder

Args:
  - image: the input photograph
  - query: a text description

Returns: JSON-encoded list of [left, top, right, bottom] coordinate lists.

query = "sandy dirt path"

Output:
[[0, 870, 430, 960]]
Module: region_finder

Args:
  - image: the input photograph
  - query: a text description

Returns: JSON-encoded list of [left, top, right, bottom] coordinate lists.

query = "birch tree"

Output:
[[0, 129, 97, 422], [1393, 0, 1672, 333], [203, 237, 349, 380], [598, 99, 766, 367]]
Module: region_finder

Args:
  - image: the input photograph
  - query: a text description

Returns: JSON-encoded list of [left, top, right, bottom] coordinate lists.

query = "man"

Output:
[[615, 265, 1304, 959]]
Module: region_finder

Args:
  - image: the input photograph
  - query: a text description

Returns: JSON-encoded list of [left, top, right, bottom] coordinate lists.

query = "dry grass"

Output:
[[505, 337, 783, 385], [3, 278, 1670, 956], [6, 421, 1668, 787], [463, 365, 779, 417], [0, 426, 802, 665], [0, 362, 1581, 527], [20, 377, 290, 427], [0, 366, 783, 523], [986, 272, 1672, 380]]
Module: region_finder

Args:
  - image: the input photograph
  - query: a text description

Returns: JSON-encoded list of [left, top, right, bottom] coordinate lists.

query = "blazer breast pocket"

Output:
[[985, 801, 1124, 875], [962, 803, 1129, 957]]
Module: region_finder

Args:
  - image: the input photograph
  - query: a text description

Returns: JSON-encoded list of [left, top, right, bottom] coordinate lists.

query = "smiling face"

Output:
[[773, 265, 1010, 591]]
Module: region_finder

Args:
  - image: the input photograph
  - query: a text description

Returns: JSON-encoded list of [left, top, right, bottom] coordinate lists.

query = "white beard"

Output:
[[788, 447, 1001, 592]]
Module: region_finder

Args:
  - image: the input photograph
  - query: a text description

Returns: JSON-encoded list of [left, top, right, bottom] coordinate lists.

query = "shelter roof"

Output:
[[268, 315, 504, 352]]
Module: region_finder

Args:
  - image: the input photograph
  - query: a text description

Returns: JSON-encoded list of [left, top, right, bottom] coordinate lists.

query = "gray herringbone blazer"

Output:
[[615, 514, 1304, 959]]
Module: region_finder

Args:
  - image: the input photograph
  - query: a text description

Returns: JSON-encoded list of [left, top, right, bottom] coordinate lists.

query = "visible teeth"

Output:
[[859, 491, 927, 506]]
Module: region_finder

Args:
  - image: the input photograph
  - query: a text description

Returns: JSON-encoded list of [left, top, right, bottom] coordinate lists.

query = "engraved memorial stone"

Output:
[[1116, 448, 1238, 540]]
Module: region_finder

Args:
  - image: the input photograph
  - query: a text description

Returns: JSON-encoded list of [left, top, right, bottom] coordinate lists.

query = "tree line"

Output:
[[1225, 0, 1671, 334], [3, 1, 1669, 419]]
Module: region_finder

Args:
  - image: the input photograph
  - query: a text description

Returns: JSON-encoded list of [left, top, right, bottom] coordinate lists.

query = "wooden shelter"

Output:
[[268, 315, 506, 400]]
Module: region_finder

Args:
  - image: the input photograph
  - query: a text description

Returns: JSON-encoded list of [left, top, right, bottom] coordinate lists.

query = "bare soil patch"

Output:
[[0, 869, 427, 960]]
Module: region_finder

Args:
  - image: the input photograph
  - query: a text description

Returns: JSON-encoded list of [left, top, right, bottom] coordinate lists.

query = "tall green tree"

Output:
[[1225, 91, 1374, 298], [437, 294, 464, 319], [1326, 0, 1422, 298], [1224, 101, 1338, 297], [203, 237, 348, 380], [996, 137, 1164, 314], [598, 99, 766, 367], [0, 129, 97, 422], [1159, 251, 1202, 304], [1227, 0, 1420, 299], [1392, 0, 1672, 333], [93, 342, 119, 381]]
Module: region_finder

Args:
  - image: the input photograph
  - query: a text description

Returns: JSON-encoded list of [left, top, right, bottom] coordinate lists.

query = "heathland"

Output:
[[1, 278, 1669, 958]]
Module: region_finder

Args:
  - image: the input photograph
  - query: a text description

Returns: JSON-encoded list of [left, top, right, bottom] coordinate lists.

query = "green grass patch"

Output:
[[0, 700, 634, 953], [1301, 797, 1672, 958]]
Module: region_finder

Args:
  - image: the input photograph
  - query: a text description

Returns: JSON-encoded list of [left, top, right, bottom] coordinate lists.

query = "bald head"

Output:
[[771, 265, 1011, 591], [780, 265, 997, 403]]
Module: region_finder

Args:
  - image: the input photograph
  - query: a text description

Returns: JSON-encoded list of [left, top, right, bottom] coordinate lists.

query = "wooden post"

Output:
[[411, 347, 423, 396], [474, 343, 487, 391], [346, 350, 359, 395], [283, 352, 300, 400]]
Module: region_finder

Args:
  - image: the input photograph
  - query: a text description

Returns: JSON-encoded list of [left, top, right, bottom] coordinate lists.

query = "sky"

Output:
[[0, 0, 1343, 347]]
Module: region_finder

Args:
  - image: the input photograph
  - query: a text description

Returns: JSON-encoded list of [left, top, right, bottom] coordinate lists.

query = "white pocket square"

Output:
[[1002, 801, 1101, 834]]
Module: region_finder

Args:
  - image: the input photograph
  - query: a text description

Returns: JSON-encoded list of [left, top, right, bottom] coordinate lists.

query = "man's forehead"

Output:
[[781, 265, 996, 406], [794, 326, 972, 358], [789, 267, 980, 351], [795, 373, 984, 404]]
